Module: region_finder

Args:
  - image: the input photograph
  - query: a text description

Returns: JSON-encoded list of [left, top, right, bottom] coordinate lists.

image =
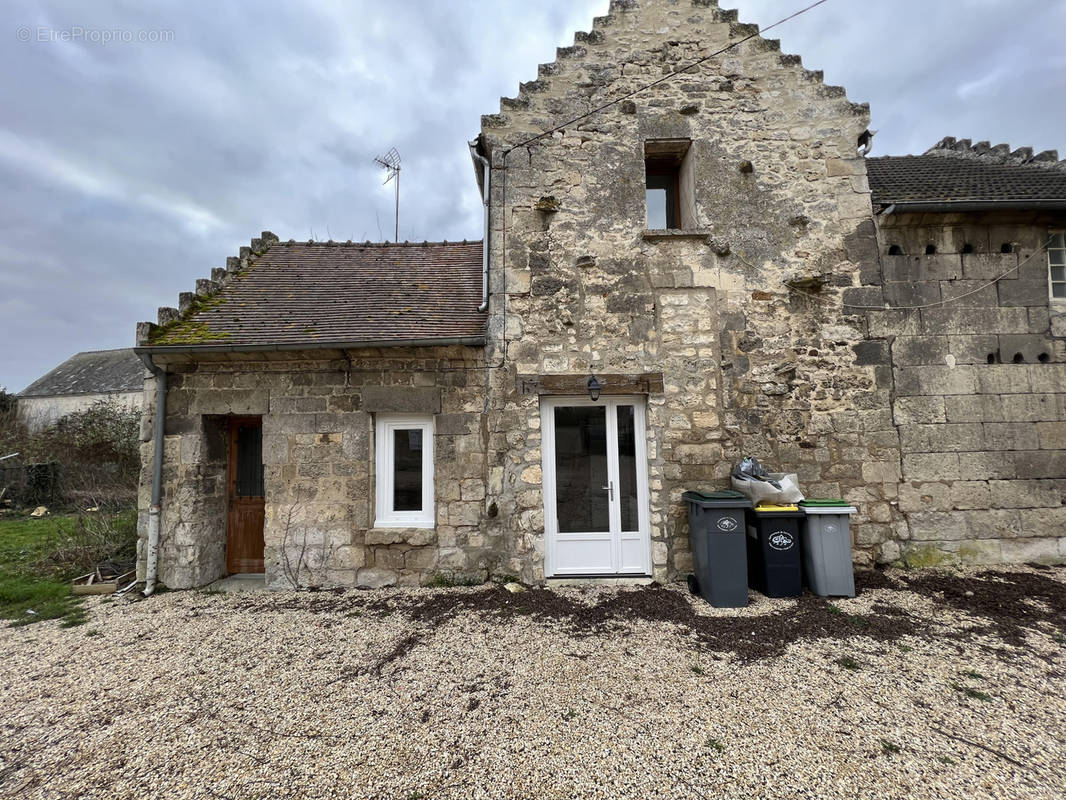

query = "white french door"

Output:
[[540, 396, 651, 576]]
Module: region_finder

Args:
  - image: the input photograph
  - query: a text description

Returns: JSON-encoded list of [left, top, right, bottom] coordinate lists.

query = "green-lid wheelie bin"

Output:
[[799, 499, 858, 597], [682, 490, 752, 608]]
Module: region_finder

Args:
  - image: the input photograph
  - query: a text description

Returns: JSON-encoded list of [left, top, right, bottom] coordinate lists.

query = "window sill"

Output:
[[642, 229, 714, 242], [372, 519, 435, 529], [366, 527, 437, 547]]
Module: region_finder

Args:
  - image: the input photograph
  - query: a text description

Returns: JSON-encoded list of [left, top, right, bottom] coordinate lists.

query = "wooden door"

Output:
[[226, 417, 265, 573]]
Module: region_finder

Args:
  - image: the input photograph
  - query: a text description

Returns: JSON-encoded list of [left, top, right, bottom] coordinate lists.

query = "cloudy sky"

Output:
[[2, 0, 1063, 392]]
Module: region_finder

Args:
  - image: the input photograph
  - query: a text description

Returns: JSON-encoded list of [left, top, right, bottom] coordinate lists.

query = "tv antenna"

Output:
[[373, 147, 401, 242]]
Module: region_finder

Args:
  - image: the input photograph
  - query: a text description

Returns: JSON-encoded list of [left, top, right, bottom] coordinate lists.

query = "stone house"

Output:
[[18, 348, 145, 431], [134, 0, 1066, 590]]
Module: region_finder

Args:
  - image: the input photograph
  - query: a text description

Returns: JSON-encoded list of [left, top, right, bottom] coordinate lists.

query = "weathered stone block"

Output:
[[1017, 507, 1066, 539], [1028, 364, 1066, 394], [989, 479, 1066, 509], [362, 386, 441, 414], [897, 482, 951, 512], [975, 365, 1030, 395], [949, 481, 990, 509], [983, 422, 1039, 451], [903, 452, 961, 482], [959, 451, 1016, 480], [907, 512, 969, 541], [894, 365, 975, 396], [1014, 450, 1066, 479], [899, 423, 983, 453], [999, 537, 1062, 564], [884, 281, 941, 308], [997, 279, 1050, 307], [356, 568, 397, 588], [891, 336, 949, 367], [893, 396, 946, 425]]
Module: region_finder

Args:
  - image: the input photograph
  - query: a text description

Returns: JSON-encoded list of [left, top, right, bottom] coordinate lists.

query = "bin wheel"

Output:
[[686, 574, 700, 595]]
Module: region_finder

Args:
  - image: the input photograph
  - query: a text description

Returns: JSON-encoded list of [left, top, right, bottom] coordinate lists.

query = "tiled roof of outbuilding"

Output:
[[867, 137, 1066, 206], [20, 349, 144, 397], [148, 240, 486, 348]]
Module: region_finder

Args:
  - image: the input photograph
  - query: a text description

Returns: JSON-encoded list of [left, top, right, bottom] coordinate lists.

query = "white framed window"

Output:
[[1050, 231, 1066, 301], [374, 415, 434, 528]]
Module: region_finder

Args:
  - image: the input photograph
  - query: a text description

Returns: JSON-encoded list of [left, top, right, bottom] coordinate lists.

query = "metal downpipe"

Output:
[[136, 355, 167, 596], [469, 140, 491, 312]]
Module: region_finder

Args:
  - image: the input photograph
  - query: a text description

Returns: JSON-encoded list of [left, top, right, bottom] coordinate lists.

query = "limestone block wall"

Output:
[[478, 0, 888, 581], [869, 213, 1066, 565], [136, 348, 493, 589]]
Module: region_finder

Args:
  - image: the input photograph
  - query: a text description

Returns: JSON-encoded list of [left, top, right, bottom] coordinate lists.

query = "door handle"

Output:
[[602, 481, 614, 501]]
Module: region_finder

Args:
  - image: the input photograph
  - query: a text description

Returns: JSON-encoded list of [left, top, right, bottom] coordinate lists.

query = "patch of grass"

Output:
[[962, 669, 986, 680], [345, 610, 363, 618], [826, 602, 846, 616], [85, 629, 102, 637], [880, 739, 902, 755], [897, 643, 914, 652], [705, 737, 724, 752], [835, 655, 862, 671], [690, 664, 704, 675], [427, 571, 483, 588], [936, 755, 956, 766], [951, 682, 992, 702], [198, 589, 226, 596], [0, 511, 133, 628], [561, 709, 576, 720], [0, 573, 83, 626]]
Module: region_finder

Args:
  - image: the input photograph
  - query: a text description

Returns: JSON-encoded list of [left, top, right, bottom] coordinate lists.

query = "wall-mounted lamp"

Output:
[[587, 375, 602, 402]]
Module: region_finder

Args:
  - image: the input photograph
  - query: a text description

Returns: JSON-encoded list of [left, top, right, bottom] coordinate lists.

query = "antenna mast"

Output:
[[373, 148, 401, 242]]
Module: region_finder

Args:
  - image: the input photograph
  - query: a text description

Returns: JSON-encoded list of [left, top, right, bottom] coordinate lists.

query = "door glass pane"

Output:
[[616, 405, 639, 531], [1053, 283, 1066, 299], [1050, 250, 1065, 267], [235, 424, 264, 497], [554, 406, 609, 533], [393, 428, 423, 511], [1051, 266, 1065, 282]]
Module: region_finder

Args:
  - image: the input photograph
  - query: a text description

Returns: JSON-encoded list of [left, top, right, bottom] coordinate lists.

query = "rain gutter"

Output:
[[880, 200, 1066, 215]]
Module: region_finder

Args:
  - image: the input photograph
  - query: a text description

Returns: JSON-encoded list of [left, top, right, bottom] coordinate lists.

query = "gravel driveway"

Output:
[[1, 565, 1064, 800]]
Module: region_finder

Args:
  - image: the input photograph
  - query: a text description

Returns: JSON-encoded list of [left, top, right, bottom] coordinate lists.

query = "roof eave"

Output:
[[878, 199, 1066, 215], [135, 335, 487, 359]]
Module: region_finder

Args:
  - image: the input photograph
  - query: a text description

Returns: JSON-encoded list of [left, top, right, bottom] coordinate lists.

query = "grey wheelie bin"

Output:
[[682, 490, 752, 608], [799, 499, 858, 597]]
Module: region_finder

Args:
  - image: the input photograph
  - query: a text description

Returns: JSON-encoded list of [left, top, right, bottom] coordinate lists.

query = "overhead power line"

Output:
[[503, 0, 831, 154]]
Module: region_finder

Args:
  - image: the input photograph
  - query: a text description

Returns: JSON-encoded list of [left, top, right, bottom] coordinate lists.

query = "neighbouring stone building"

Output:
[[18, 348, 145, 431], [135, 0, 1066, 590]]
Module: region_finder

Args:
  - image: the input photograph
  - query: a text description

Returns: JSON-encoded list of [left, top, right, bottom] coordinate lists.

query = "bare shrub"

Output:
[[33, 510, 138, 580], [0, 400, 140, 510]]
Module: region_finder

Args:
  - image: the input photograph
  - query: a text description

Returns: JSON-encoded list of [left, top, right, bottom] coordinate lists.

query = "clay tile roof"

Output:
[[152, 241, 486, 348], [20, 349, 144, 397], [867, 139, 1066, 207]]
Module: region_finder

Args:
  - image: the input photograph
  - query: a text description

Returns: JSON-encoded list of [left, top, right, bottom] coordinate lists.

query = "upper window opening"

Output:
[[887, 245, 903, 255], [375, 415, 435, 528], [1049, 231, 1066, 300], [961, 243, 974, 254], [1000, 242, 1014, 253], [925, 244, 937, 255], [645, 139, 692, 230]]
